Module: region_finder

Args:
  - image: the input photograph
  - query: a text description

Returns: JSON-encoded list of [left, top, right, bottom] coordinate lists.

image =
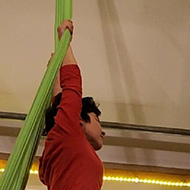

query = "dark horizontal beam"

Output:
[[101, 121, 190, 136], [1, 111, 190, 136], [0, 112, 26, 120]]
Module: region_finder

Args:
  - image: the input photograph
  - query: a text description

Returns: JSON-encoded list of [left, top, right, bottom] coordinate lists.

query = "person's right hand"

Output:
[[57, 20, 74, 41], [47, 53, 54, 67]]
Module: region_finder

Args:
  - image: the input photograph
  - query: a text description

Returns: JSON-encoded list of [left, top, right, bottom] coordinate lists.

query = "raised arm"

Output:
[[53, 20, 82, 135], [50, 20, 77, 97], [57, 20, 77, 66]]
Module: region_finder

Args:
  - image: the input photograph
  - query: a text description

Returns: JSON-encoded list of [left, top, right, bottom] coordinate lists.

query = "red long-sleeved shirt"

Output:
[[39, 64, 103, 190]]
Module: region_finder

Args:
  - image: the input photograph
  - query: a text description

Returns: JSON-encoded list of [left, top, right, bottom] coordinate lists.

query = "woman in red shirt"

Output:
[[39, 20, 105, 190]]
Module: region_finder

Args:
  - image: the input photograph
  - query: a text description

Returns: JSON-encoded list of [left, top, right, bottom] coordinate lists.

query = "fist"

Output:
[[57, 20, 74, 41]]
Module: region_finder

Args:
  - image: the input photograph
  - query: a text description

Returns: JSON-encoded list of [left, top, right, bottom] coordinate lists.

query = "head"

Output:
[[44, 93, 105, 151]]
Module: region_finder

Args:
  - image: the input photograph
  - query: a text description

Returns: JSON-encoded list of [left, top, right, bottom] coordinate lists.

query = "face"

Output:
[[81, 112, 105, 151]]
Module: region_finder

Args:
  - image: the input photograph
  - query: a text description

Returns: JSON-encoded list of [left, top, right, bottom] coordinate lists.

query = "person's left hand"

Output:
[[57, 19, 74, 41]]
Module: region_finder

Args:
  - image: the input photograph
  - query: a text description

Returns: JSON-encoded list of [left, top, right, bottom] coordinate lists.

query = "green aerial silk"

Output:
[[0, 0, 72, 189]]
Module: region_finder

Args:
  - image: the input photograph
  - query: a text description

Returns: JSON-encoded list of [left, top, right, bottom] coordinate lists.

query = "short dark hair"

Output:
[[43, 93, 101, 135]]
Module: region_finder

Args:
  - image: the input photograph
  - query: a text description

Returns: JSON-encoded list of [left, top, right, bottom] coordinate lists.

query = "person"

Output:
[[39, 20, 106, 190]]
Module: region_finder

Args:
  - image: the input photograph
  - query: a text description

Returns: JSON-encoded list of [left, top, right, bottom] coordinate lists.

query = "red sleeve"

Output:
[[54, 64, 82, 135]]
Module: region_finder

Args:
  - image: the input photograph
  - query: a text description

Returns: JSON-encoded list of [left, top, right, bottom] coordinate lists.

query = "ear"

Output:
[[80, 119, 84, 127]]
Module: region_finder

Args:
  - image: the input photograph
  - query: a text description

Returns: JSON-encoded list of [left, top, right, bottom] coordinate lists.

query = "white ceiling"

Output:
[[0, 0, 190, 129]]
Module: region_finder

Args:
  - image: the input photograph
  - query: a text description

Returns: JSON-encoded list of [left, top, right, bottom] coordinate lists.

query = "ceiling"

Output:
[[1, 0, 190, 129]]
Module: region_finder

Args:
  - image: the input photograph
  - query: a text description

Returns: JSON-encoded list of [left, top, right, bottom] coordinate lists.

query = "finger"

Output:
[[48, 53, 54, 65], [67, 24, 74, 35], [66, 26, 73, 35], [57, 27, 62, 40], [60, 19, 72, 28], [64, 19, 73, 23]]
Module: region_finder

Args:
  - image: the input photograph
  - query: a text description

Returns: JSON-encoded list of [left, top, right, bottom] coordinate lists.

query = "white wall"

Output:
[[0, 0, 190, 129]]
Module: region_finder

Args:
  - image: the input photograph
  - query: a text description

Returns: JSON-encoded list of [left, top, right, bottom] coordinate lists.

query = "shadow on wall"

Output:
[[96, 0, 152, 166], [96, 0, 146, 124], [96, 0, 190, 167], [96, 0, 190, 129]]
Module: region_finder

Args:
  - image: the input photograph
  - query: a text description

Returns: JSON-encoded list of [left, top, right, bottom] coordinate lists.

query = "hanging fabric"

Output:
[[0, 0, 72, 189]]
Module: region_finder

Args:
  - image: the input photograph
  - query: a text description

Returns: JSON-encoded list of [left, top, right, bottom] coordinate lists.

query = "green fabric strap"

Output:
[[0, 0, 72, 189]]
